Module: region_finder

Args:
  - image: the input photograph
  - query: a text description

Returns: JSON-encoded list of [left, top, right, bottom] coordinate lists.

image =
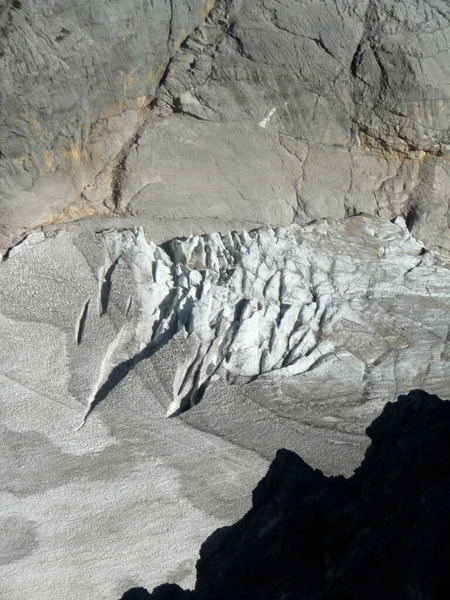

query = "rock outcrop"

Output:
[[131, 390, 450, 600], [0, 0, 212, 249], [133, 0, 450, 248], [2, 0, 450, 251]]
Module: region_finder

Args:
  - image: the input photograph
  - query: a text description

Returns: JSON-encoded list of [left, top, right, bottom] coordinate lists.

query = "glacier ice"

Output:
[[73, 215, 450, 425]]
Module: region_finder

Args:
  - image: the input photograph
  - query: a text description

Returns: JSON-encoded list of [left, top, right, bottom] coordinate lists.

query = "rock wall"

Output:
[[0, 0, 212, 247], [2, 1, 450, 252], [134, 0, 450, 247]]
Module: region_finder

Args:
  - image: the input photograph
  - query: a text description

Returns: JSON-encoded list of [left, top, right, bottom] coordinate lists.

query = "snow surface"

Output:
[[2, 215, 450, 598]]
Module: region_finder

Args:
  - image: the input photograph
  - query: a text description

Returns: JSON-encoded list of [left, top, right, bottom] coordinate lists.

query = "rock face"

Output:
[[0, 0, 212, 248], [2, 0, 450, 251], [136, 0, 450, 248], [3, 216, 450, 597], [138, 390, 450, 600]]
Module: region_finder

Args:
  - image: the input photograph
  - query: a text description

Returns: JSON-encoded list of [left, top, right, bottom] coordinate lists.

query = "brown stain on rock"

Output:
[[104, 100, 128, 120], [61, 125, 93, 167], [124, 67, 139, 89], [202, 0, 215, 20], [41, 151, 55, 171], [358, 131, 428, 164], [112, 36, 127, 50], [137, 95, 149, 115], [39, 197, 113, 228]]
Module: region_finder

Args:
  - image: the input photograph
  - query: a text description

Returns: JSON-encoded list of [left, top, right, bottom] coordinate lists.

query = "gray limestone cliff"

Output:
[[0, 0, 213, 248], [2, 0, 450, 251]]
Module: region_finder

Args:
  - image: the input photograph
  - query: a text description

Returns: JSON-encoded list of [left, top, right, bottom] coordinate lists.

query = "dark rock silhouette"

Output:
[[123, 390, 450, 600], [120, 588, 153, 600], [120, 585, 192, 600]]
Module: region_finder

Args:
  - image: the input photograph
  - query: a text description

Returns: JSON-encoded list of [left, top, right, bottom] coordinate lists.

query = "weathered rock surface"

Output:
[[3, 0, 450, 252], [0, 0, 212, 249], [133, 390, 450, 600], [131, 0, 450, 249], [2, 216, 450, 597]]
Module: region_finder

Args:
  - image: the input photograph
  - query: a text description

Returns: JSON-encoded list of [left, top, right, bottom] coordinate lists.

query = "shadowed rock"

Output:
[[133, 390, 450, 600]]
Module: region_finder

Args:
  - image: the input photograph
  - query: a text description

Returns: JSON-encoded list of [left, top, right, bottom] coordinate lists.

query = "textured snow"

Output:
[[2, 215, 450, 598], [74, 215, 447, 427]]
